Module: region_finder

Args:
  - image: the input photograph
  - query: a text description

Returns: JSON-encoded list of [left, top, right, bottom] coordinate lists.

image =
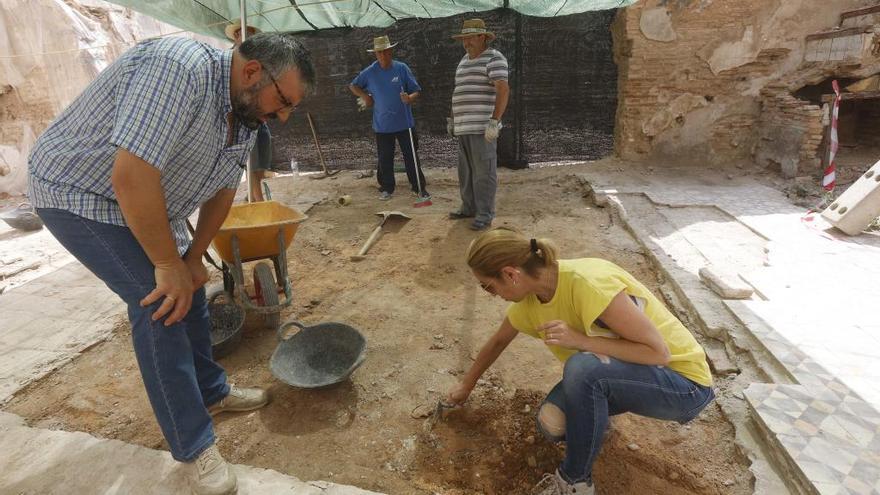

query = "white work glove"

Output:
[[484, 119, 501, 142], [446, 117, 455, 137], [356, 96, 370, 112]]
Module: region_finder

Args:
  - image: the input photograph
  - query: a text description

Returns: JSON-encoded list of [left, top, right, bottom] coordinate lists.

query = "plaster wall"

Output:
[[614, 0, 875, 166], [0, 0, 222, 195]]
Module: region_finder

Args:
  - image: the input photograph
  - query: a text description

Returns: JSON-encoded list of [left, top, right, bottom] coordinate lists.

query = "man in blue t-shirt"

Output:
[[349, 35, 430, 201]]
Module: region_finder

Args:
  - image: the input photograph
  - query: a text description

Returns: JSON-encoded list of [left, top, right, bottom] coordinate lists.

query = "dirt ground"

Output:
[[5, 164, 752, 494]]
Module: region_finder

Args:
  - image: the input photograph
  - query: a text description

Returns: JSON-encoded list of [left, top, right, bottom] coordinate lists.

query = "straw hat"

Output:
[[367, 35, 398, 53], [225, 20, 260, 41], [451, 19, 496, 41]]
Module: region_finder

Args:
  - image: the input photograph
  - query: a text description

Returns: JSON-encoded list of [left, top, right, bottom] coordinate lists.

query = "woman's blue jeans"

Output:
[[37, 208, 229, 462], [538, 352, 715, 484]]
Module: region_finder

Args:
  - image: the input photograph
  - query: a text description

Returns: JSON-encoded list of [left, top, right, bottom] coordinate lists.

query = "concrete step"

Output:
[[0, 411, 382, 494]]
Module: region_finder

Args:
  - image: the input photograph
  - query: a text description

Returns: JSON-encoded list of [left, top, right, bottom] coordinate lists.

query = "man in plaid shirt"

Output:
[[28, 33, 314, 495]]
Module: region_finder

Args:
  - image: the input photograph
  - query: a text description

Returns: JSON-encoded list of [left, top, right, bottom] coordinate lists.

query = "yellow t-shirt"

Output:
[[506, 259, 713, 387]]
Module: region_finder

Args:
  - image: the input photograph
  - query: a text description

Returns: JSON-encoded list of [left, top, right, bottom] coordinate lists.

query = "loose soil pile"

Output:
[[5, 164, 752, 494]]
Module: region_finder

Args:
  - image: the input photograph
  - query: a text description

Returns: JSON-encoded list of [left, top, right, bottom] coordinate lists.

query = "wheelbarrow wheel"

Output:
[[253, 262, 281, 330]]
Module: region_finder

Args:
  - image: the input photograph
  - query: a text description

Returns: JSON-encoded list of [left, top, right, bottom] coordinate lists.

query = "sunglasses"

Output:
[[479, 280, 497, 295]]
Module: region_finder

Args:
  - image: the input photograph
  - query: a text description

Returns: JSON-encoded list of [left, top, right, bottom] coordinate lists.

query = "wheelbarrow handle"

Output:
[[185, 220, 224, 272], [278, 320, 308, 341]]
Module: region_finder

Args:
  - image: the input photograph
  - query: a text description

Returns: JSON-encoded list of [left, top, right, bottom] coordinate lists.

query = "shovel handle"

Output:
[[306, 112, 330, 175], [354, 223, 384, 259]]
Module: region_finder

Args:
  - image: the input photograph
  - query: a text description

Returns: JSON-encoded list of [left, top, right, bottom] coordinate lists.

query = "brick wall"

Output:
[[612, 0, 872, 168], [755, 84, 825, 177]]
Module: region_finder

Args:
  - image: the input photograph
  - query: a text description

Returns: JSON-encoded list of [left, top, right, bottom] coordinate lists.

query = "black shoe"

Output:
[[448, 211, 474, 220], [470, 220, 491, 231]]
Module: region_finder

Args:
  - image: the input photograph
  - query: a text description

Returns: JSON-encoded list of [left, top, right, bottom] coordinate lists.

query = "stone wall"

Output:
[[613, 0, 875, 169]]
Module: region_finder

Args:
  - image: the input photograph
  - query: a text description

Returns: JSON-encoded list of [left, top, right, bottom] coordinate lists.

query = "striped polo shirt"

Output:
[[452, 48, 509, 136], [28, 37, 254, 254]]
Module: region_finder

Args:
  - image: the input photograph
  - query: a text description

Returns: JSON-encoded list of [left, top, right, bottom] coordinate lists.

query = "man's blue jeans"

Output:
[[538, 352, 715, 484], [37, 208, 229, 462]]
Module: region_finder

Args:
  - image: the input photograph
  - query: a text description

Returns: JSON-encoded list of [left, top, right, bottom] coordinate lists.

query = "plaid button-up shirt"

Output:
[[28, 37, 254, 254]]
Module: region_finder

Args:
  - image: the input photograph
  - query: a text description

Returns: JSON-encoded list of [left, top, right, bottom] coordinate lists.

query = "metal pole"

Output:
[[240, 0, 254, 203]]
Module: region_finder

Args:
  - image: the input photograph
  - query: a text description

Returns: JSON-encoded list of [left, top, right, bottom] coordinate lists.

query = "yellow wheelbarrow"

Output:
[[208, 200, 307, 339]]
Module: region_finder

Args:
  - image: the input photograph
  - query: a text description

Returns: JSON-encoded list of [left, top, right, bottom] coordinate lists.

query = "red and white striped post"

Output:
[[824, 80, 841, 192]]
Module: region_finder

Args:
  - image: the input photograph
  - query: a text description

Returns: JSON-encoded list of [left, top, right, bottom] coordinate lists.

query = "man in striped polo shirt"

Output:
[[29, 33, 314, 494], [448, 19, 510, 231]]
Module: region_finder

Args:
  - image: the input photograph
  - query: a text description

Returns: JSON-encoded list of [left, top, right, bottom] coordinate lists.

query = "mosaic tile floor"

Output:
[[746, 384, 880, 495], [580, 170, 880, 494]]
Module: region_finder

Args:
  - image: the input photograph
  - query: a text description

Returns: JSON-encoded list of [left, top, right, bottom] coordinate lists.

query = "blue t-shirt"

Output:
[[351, 60, 421, 134]]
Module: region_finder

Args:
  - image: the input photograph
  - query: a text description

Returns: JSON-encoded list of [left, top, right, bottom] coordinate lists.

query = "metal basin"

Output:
[[271, 321, 367, 388], [208, 292, 245, 358]]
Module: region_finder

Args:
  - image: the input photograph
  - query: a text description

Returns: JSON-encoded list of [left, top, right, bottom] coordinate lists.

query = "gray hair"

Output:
[[238, 32, 316, 93]]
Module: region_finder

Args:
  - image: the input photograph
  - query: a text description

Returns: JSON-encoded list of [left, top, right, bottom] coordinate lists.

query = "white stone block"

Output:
[[829, 37, 847, 60], [804, 40, 821, 62], [821, 160, 880, 235], [699, 266, 754, 299], [816, 39, 833, 61]]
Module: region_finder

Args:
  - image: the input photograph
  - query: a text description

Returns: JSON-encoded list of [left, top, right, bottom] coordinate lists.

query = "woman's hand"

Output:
[[538, 320, 587, 350], [446, 381, 475, 405]]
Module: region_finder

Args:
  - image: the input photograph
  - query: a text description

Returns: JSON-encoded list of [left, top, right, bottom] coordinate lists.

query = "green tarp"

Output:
[[106, 0, 636, 40]]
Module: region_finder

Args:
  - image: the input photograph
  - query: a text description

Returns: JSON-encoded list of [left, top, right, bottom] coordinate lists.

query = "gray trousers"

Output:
[[457, 134, 497, 223]]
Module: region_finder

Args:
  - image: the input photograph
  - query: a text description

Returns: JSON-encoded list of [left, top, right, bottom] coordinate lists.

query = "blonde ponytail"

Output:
[[466, 227, 558, 277]]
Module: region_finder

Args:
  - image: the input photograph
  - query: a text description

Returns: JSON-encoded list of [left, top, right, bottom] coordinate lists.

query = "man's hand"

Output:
[[484, 119, 501, 142], [400, 92, 413, 105], [446, 381, 474, 405], [183, 253, 209, 290], [140, 258, 194, 326], [538, 320, 587, 350], [357, 95, 372, 111], [446, 117, 455, 137]]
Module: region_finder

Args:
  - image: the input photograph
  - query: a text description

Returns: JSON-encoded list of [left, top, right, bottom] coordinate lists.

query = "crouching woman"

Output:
[[445, 228, 714, 495]]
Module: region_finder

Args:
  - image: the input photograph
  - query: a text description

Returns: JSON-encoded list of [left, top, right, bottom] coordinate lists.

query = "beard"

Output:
[[231, 81, 266, 130]]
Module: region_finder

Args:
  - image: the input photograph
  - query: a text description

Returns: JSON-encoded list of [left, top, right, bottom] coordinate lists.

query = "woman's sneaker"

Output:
[[534, 470, 594, 495], [191, 444, 237, 495]]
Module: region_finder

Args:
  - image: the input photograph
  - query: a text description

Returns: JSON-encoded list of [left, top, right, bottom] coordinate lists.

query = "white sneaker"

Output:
[[534, 469, 594, 495], [379, 191, 392, 201], [208, 385, 268, 416], [191, 444, 237, 495]]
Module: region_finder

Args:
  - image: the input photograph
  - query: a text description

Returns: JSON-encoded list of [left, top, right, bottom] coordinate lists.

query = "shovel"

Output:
[[350, 211, 410, 261], [306, 112, 340, 179]]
